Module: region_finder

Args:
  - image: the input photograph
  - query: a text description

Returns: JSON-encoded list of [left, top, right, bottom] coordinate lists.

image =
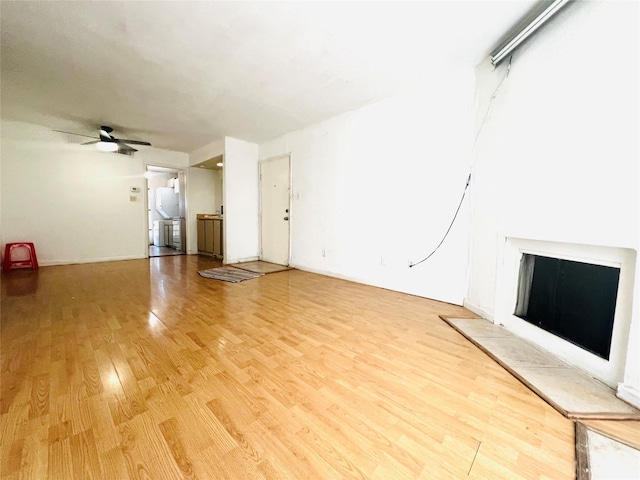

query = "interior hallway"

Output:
[[0, 255, 595, 478], [148, 246, 185, 258]]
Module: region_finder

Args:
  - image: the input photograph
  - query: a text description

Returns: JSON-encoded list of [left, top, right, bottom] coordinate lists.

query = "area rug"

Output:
[[198, 266, 264, 283]]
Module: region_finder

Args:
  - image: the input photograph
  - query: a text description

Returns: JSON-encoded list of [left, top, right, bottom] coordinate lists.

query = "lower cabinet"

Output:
[[212, 220, 222, 256], [197, 220, 205, 252], [197, 216, 223, 258]]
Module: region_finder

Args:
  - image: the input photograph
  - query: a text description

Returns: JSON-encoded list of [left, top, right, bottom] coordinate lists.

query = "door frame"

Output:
[[259, 154, 291, 265], [144, 164, 188, 257]]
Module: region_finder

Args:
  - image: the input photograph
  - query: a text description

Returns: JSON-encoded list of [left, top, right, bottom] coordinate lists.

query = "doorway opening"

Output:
[[145, 165, 186, 257]]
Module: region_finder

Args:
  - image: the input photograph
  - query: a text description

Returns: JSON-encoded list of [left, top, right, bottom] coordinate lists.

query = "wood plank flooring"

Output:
[[1, 255, 580, 479]]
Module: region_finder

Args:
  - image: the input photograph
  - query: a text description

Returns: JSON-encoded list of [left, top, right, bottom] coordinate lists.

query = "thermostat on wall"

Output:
[[130, 187, 141, 193]]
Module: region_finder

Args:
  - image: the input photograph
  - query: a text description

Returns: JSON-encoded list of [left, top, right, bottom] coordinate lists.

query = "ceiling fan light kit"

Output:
[[97, 141, 119, 152]]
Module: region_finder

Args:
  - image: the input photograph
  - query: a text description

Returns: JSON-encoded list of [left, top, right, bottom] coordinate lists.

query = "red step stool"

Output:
[[3, 242, 39, 272]]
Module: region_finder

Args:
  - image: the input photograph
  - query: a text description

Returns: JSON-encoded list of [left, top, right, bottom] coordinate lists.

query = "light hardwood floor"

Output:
[[1, 255, 581, 479]]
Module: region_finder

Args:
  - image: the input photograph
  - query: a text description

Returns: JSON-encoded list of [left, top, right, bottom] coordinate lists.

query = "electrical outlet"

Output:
[[322, 248, 326, 257], [380, 256, 387, 266]]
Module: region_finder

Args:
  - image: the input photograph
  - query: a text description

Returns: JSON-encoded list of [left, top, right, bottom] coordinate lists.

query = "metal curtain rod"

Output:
[[490, 0, 572, 66]]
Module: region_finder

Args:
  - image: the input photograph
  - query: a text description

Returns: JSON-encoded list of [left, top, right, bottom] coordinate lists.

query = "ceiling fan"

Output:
[[54, 126, 152, 155]]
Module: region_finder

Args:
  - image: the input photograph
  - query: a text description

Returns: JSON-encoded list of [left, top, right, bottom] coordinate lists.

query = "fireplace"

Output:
[[495, 238, 636, 388], [514, 254, 620, 360]]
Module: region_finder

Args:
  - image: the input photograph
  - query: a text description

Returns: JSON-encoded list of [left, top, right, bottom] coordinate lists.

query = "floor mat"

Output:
[[198, 266, 264, 283]]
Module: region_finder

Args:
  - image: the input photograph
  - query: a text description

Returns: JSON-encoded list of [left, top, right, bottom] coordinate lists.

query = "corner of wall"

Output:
[[616, 383, 640, 410], [462, 299, 495, 322], [189, 138, 225, 166]]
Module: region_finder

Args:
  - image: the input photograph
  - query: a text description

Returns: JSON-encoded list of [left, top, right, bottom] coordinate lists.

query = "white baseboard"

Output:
[[462, 299, 495, 322], [291, 263, 463, 306], [292, 263, 356, 282], [40, 254, 147, 266], [293, 264, 392, 292], [616, 383, 640, 410], [224, 256, 259, 265]]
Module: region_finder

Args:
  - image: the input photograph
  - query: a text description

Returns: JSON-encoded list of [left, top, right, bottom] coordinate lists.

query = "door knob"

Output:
[[283, 216, 289, 221]]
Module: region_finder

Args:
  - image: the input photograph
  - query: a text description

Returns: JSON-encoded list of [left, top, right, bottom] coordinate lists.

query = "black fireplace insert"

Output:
[[514, 254, 620, 360]]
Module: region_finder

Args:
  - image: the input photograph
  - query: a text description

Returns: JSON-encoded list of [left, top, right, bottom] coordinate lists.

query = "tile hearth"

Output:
[[442, 317, 640, 419]]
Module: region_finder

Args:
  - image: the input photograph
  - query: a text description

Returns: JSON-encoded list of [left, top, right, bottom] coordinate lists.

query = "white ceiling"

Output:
[[0, 1, 537, 153]]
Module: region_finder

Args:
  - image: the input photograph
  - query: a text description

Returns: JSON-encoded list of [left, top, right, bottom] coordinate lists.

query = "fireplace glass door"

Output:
[[514, 254, 620, 360]]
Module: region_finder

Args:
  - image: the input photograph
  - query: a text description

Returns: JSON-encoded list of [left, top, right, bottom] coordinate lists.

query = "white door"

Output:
[[260, 155, 290, 265]]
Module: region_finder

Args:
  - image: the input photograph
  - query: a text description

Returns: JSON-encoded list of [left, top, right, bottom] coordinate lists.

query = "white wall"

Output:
[[260, 71, 474, 305], [1, 120, 188, 265], [223, 137, 259, 263], [189, 138, 224, 166], [467, 1, 639, 402], [188, 138, 225, 254], [0, 121, 3, 250], [186, 167, 218, 254], [214, 169, 223, 213]]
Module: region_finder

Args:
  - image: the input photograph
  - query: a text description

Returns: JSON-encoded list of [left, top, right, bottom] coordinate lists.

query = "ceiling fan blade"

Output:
[[53, 129, 98, 139], [117, 139, 151, 146], [55, 126, 144, 154], [118, 143, 138, 154]]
